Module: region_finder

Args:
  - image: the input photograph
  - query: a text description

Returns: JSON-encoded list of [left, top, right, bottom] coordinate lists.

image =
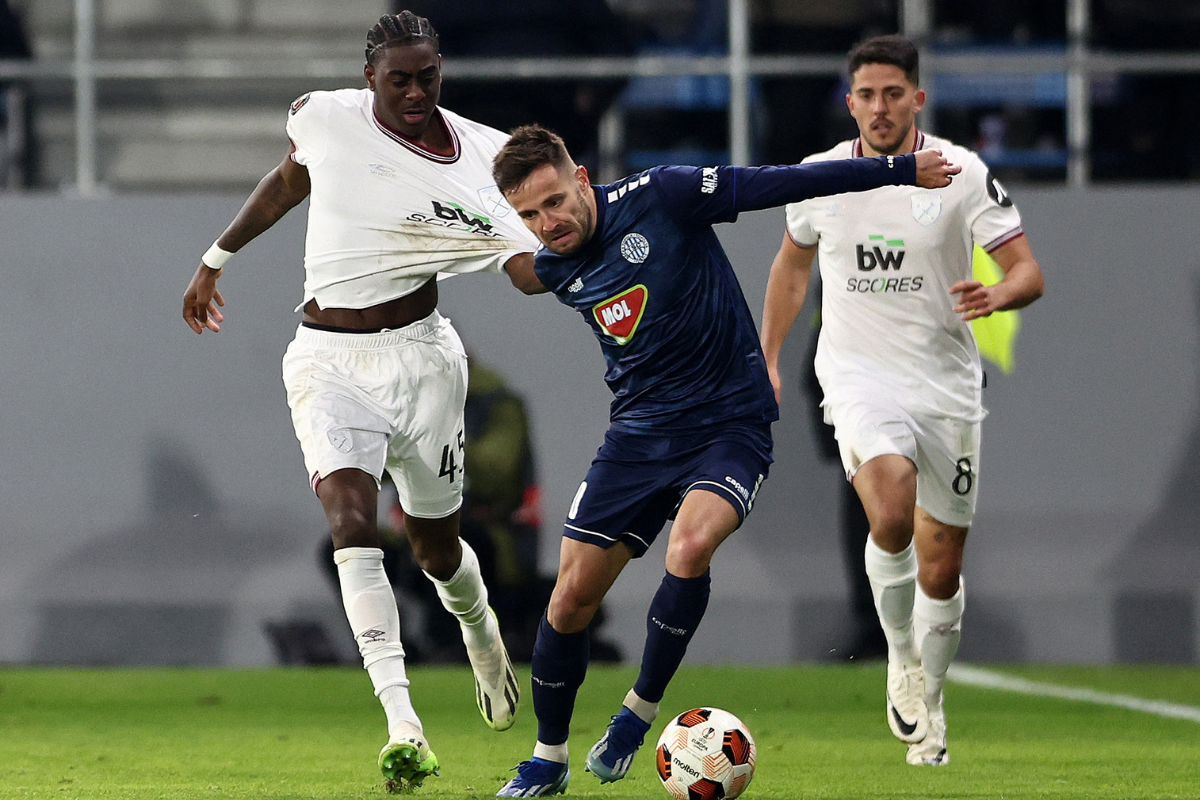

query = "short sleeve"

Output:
[[285, 92, 328, 168], [784, 201, 818, 248], [962, 154, 1024, 252], [782, 154, 822, 247]]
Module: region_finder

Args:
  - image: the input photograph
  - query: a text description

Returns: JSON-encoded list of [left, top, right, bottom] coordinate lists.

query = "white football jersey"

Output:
[[286, 88, 537, 310], [785, 132, 1023, 420]]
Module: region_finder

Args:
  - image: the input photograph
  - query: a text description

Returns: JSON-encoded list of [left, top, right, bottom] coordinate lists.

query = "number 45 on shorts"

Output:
[[439, 430, 465, 482]]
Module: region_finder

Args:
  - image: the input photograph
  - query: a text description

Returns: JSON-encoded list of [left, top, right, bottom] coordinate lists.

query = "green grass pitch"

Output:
[[1, 663, 1197, 799]]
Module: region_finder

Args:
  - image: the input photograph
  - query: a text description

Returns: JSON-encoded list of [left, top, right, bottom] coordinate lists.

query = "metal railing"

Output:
[[2, 0, 1200, 194]]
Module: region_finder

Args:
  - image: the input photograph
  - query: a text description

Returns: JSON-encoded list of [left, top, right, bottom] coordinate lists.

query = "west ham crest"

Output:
[[327, 430, 353, 453], [911, 194, 942, 226], [478, 184, 513, 218]]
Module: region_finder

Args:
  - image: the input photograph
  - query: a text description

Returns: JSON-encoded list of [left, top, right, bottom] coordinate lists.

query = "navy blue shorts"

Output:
[[561, 423, 773, 557]]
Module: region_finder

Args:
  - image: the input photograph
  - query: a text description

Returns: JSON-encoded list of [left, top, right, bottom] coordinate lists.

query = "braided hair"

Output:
[[365, 12, 439, 65]]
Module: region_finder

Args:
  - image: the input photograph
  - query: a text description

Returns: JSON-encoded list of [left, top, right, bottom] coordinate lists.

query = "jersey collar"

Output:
[[371, 107, 461, 164], [589, 185, 607, 251], [853, 129, 925, 158]]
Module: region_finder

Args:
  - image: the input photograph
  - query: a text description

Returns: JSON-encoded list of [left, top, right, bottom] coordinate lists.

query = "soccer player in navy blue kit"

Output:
[[490, 125, 959, 796]]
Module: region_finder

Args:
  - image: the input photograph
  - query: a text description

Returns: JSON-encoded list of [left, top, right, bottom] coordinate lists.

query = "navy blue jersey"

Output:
[[533, 156, 917, 435]]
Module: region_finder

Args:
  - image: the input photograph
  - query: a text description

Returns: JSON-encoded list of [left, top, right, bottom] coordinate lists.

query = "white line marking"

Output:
[[948, 663, 1200, 723]]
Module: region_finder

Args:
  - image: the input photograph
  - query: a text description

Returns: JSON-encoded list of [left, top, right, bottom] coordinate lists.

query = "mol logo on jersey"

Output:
[[857, 234, 906, 271], [593, 285, 648, 345]]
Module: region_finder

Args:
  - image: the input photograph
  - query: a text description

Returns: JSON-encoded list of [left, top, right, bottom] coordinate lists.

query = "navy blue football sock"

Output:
[[531, 612, 590, 746], [633, 569, 711, 703]]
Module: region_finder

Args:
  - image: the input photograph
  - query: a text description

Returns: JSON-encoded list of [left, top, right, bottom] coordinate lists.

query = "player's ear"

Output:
[[576, 164, 590, 187], [364, 62, 376, 90], [913, 87, 926, 113]]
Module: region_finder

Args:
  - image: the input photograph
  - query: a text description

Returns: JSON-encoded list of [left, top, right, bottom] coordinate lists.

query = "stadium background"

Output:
[[0, 0, 1197, 668]]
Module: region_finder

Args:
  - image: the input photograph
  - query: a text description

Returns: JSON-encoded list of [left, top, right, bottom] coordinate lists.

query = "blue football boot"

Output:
[[585, 707, 652, 783], [496, 756, 570, 797]]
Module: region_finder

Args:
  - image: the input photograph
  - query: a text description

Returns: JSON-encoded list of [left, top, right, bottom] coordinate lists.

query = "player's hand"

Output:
[[913, 148, 961, 189], [950, 279, 1006, 321], [183, 263, 226, 334]]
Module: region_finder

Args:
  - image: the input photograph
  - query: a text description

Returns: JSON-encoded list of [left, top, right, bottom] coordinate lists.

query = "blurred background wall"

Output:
[[0, 187, 1196, 666], [1, 0, 1198, 665]]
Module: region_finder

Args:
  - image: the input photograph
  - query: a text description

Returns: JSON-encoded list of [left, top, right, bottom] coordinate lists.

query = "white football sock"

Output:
[[534, 741, 569, 763], [864, 538, 920, 665], [423, 538, 494, 651], [334, 546, 420, 738], [623, 688, 659, 725], [914, 578, 964, 707]]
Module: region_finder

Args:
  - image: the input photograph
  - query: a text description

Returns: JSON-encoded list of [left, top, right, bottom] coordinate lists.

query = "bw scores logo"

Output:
[[408, 200, 500, 237], [593, 285, 648, 345], [857, 234, 906, 271], [848, 234, 923, 294]]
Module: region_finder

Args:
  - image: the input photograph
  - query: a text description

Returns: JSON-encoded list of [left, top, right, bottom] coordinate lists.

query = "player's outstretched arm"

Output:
[[502, 253, 548, 295], [712, 153, 938, 217], [182, 146, 311, 334], [913, 148, 962, 189], [950, 234, 1045, 321], [760, 234, 817, 404]]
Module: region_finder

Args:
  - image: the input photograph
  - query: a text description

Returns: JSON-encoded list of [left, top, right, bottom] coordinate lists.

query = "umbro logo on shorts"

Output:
[[289, 93, 311, 115]]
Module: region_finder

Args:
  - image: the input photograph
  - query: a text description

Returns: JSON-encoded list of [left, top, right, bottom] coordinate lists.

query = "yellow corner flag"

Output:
[[970, 244, 1020, 374]]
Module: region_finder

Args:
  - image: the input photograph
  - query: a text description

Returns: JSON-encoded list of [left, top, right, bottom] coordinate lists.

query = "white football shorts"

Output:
[[825, 397, 982, 528], [281, 310, 468, 519]]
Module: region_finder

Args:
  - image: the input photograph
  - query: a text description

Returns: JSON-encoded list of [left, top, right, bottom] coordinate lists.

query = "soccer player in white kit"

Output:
[[182, 12, 536, 791], [760, 35, 1045, 766]]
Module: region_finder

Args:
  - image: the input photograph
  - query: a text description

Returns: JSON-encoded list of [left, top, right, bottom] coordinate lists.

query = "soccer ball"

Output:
[[655, 707, 757, 800]]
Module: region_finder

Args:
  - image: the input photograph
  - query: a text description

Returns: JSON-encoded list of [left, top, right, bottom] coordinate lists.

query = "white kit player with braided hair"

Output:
[[182, 11, 536, 791], [761, 34, 1045, 766]]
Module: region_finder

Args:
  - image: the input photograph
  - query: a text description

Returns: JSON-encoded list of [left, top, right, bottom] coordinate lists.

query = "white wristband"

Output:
[[202, 241, 234, 271]]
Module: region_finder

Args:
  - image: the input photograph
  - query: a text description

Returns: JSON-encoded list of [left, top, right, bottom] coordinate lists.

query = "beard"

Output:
[[542, 188, 594, 255], [865, 121, 913, 155]]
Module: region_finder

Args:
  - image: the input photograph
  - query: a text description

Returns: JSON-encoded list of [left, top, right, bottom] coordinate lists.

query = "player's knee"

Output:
[[327, 505, 377, 549], [665, 531, 717, 577], [869, 507, 914, 549], [404, 516, 461, 579], [920, 557, 963, 599], [546, 588, 599, 634], [409, 541, 457, 579]]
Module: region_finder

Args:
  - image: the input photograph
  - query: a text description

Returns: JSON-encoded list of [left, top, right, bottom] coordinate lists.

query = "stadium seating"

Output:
[[26, 0, 385, 190]]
